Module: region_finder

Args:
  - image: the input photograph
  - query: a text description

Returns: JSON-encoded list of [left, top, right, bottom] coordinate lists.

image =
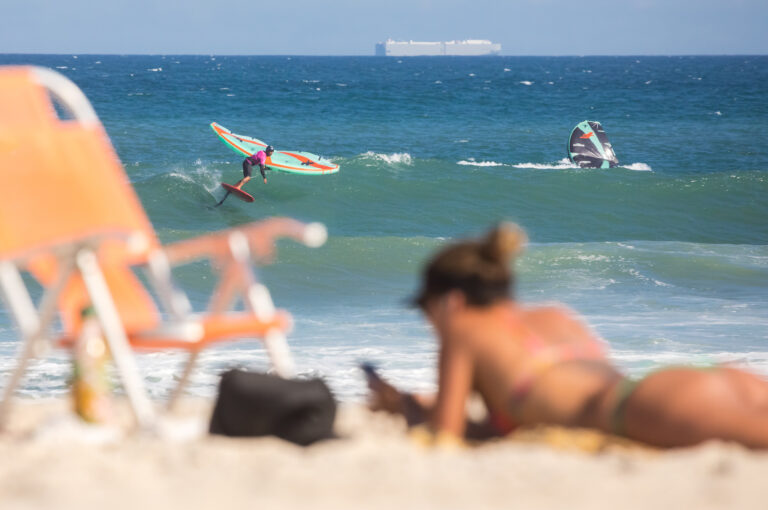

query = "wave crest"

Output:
[[360, 151, 413, 165], [457, 159, 507, 167], [513, 158, 578, 170], [624, 163, 653, 171]]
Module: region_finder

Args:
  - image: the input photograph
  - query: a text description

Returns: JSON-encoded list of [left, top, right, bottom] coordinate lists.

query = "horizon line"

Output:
[[2, 52, 767, 58]]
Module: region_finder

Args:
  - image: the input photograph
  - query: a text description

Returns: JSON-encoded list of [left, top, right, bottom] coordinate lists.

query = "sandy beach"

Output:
[[0, 398, 766, 510]]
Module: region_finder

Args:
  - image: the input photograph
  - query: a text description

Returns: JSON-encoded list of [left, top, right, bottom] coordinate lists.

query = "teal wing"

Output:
[[210, 122, 267, 157], [210, 122, 339, 175], [268, 150, 339, 175]]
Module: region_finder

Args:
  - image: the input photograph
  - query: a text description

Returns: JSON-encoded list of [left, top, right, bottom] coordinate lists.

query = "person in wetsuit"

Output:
[[236, 145, 274, 187]]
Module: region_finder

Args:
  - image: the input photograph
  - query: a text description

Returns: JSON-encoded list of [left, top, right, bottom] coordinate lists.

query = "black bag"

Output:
[[209, 369, 337, 446]]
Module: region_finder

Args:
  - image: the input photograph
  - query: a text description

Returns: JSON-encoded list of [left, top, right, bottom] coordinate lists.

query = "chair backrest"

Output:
[[0, 66, 161, 332]]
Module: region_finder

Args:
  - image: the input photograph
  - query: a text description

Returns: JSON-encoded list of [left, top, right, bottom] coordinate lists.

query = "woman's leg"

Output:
[[623, 367, 768, 448], [235, 159, 253, 187], [242, 159, 253, 178]]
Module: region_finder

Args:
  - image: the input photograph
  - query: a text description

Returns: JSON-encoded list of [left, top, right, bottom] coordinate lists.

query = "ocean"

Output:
[[0, 54, 766, 403]]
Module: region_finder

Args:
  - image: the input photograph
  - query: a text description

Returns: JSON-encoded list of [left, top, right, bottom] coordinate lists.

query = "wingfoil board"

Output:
[[210, 122, 339, 176], [221, 182, 255, 202]]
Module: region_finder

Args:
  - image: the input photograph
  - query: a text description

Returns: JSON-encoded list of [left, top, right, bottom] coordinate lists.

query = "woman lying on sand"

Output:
[[368, 223, 768, 448]]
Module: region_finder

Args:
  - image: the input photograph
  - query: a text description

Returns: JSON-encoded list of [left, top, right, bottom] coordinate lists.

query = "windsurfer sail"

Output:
[[568, 121, 619, 168]]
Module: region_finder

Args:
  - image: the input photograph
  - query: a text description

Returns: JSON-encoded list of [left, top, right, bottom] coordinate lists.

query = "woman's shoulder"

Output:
[[520, 302, 579, 322], [519, 302, 602, 342]]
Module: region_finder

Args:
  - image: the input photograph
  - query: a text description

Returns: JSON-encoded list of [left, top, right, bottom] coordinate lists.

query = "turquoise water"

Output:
[[1, 54, 767, 401]]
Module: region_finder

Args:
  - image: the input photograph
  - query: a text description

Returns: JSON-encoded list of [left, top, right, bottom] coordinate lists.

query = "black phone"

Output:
[[359, 362, 380, 382]]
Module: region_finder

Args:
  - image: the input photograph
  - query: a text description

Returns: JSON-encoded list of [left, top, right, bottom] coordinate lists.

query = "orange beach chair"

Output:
[[0, 66, 326, 430]]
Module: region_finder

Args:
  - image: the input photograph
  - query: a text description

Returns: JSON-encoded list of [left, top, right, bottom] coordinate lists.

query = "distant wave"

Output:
[[359, 151, 413, 165], [457, 159, 507, 167], [510, 159, 652, 172], [512, 158, 578, 170], [623, 163, 653, 171], [611, 349, 768, 379]]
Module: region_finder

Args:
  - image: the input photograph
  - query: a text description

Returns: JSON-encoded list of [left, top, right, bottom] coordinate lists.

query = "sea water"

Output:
[[0, 54, 766, 402]]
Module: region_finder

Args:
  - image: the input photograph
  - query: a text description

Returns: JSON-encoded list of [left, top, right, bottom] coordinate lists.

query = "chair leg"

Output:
[[244, 282, 295, 377], [0, 337, 36, 429], [166, 349, 200, 412], [0, 255, 81, 428], [264, 330, 296, 377], [76, 250, 157, 430]]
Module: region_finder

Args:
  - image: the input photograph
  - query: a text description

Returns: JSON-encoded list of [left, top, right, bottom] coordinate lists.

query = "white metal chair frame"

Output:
[[0, 67, 327, 431]]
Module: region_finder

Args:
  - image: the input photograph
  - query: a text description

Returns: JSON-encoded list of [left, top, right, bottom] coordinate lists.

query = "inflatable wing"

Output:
[[568, 120, 619, 169]]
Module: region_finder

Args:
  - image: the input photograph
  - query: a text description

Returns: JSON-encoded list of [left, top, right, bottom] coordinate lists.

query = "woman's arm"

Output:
[[365, 359, 501, 440], [432, 335, 475, 438]]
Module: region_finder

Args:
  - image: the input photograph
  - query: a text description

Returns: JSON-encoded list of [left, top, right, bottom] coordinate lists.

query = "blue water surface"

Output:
[[1, 54, 766, 400]]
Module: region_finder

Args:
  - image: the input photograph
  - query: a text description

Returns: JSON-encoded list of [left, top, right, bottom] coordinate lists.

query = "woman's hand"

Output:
[[364, 366, 428, 426]]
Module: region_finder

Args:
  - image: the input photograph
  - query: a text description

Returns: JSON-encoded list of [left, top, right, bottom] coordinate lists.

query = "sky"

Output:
[[1, 0, 767, 55]]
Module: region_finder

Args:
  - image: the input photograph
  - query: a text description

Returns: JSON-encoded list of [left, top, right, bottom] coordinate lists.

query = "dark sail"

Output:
[[568, 121, 619, 168]]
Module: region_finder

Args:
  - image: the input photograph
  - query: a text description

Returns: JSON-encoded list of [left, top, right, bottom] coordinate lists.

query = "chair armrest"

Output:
[[160, 217, 327, 266]]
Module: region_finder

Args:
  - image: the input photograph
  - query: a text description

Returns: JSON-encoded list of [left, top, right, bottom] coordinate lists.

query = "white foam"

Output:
[[360, 151, 412, 165], [623, 162, 652, 171], [626, 268, 671, 287], [166, 171, 195, 184], [457, 159, 506, 167], [508, 159, 651, 172], [512, 158, 578, 170], [575, 255, 611, 262], [165, 160, 224, 194]]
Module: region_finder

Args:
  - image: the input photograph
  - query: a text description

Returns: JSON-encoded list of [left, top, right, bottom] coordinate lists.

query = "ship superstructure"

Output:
[[375, 39, 501, 56]]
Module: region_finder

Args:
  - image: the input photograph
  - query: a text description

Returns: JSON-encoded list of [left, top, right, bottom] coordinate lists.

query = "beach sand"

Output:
[[0, 398, 766, 510]]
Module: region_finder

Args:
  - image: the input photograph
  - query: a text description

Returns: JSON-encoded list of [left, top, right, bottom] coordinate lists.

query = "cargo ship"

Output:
[[375, 39, 501, 56]]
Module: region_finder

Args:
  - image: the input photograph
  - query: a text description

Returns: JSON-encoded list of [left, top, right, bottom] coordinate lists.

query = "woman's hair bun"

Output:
[[480, 222, 527, 263]]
